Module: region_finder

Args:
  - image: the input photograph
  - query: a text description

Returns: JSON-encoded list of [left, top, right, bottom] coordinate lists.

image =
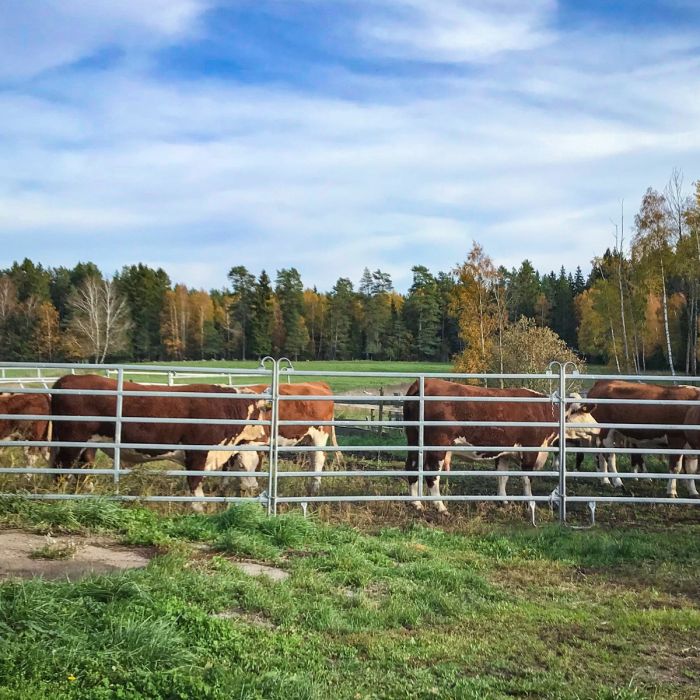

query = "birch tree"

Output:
[[632, 188, 676, 375], [65, 277, 131, 362]]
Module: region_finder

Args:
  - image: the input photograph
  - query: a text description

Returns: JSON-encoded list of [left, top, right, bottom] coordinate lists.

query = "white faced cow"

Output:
[[403, 378, 599, 514]]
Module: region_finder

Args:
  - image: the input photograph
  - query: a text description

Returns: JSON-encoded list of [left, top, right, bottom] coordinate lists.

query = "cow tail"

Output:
[[45, 420, 53, 463], [331, 426, 344, 466]]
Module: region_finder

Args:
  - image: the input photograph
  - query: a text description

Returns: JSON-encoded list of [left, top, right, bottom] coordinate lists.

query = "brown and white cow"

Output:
[[232, 381, 340, 497], [0, 392, 51, 466], [586, 379, 699, 497], [50, 374, 270, 508], [403, 379, 598, 513]]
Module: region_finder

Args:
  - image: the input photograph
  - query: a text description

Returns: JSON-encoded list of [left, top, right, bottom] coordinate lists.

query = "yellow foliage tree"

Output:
[[450, 242, 501, 376]]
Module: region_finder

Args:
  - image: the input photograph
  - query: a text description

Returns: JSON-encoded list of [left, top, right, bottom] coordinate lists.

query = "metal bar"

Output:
[[566, 471, 699, 481], [558, 363, 567, 524], [268, 358, 280, 516], [113, 369, 124, 490], [0, 467, 271, 477], [1, 440, 269, 451], [566, 496, 700, 505], [275, 469, 558, 478], [277, 495, 555, 503], [418, 375, 424, 499]]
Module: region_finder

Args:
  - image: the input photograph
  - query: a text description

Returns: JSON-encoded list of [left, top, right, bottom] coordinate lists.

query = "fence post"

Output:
[[267, 359, 280, 516], [557, 362, 567, 525], [418, 375, 425, 501], [114, 367, 125, 492]]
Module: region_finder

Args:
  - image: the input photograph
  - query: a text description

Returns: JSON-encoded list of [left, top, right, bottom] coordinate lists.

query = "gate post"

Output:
[[418, 375, 425, 501], [557, 362, 567, 525], [267, 359, 280, 516], [114, 367, 124, 492]]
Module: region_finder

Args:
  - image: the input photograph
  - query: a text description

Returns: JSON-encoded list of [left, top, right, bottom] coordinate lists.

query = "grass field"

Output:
[[0, 497, 698, 699], [1, 360, 454, 394]]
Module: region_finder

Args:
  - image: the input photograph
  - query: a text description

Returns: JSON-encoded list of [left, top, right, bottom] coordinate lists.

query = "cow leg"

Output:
[[685, 456, 699, 497], [405, 442, 423, 511], [601, 431, 622, 488], [426, 458, 448, 514], [667, 453, 684, 498], [185, 453, 208, 512], [307, 428, 330, 496], [236, 451, 260, 498], [497, 457, 509, 501]]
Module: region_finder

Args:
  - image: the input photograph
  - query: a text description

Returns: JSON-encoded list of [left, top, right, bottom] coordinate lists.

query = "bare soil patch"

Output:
[[0, 530, 153, 581]]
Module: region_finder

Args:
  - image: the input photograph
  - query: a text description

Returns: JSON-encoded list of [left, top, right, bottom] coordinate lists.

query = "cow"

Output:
[[586, 379, 699, 497], [403, 378, 599, 514], [0, 392, 51, 467], [50, 374, 270, 509], [231, 381, 340, 497]]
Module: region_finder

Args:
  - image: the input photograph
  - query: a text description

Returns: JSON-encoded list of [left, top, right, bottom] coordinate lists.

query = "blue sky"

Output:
[[1, 1, 700, 291]]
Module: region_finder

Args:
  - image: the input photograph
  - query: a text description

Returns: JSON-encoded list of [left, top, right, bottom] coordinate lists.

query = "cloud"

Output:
[[357, 0, 556, 62], [0, 0, 208, 80], [1, 1, 700, 291]]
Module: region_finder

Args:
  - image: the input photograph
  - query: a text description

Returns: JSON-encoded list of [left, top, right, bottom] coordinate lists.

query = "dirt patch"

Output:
[[0, 530, 154, 581], [231, 560, 289, 582]]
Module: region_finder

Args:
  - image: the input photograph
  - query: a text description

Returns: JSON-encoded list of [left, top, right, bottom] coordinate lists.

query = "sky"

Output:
[[1, 0, 700, 292]]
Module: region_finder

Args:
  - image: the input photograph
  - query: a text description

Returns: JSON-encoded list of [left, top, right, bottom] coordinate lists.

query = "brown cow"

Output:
[[50, 374, 270, 508], [587, 379, 699, 497], [232, 381, 340, 497], [404, 378, 598, 513], [0, 392, 51, 466]]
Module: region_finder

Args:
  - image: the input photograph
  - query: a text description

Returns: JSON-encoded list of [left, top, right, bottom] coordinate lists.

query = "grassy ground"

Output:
[[0, 496, 698, 699]]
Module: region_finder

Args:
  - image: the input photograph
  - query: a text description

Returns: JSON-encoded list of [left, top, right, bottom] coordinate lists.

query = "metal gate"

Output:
[[1, 359, 699, 525]]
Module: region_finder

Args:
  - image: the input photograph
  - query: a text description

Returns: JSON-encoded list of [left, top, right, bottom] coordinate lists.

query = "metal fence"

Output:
[[1, 359, 699, 525]]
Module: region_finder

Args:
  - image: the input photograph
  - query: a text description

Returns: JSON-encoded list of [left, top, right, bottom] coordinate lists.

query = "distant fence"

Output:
[[1, 359, 699, 526]]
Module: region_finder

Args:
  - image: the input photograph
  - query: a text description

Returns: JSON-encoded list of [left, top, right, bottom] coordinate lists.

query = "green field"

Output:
[[0, 497, 698, 699], [1, 360, 454, 394]]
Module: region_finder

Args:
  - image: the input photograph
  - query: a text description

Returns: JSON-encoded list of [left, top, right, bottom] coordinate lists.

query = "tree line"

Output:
[[2, 170, 699, 371]]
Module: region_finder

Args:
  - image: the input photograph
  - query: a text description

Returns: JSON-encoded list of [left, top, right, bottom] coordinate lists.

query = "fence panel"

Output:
[[1, 359, 699, 525]]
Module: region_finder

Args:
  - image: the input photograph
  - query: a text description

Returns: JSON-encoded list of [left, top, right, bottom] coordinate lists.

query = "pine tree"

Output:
[[249, 271, 274, 358]]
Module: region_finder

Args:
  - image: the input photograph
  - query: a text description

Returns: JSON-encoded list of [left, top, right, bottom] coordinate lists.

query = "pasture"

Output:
[[0, 497, 698, 699], [2, 361, 700, 698]]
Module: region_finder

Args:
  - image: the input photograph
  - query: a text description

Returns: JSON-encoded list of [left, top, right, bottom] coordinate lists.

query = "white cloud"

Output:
[[1, 1, 700, 290], [357, 0, 556, 62], [0, 0, 208, 79]]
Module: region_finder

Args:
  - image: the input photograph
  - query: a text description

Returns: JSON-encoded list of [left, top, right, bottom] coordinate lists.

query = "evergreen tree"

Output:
[[227, 266, 256, 359], [404, 265, 441, 359], [249, 271, 274, 358], [117, 264, 171, 360]]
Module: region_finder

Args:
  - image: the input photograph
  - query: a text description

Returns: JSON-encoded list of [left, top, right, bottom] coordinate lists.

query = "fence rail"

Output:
[[1, 359, 699, 525]]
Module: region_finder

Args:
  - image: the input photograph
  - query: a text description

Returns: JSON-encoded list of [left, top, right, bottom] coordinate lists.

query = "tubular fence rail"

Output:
[[1, 359, 700, 525]]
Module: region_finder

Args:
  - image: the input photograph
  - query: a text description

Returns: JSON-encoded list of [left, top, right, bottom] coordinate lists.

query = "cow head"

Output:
[[565, 393, 600, 440]]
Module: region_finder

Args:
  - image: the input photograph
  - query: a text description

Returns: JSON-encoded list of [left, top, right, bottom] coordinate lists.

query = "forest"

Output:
[[1, 172, 699, 374]]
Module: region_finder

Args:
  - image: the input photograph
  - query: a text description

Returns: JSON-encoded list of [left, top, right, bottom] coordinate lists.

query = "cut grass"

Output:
[[0, 498, 698, 699]]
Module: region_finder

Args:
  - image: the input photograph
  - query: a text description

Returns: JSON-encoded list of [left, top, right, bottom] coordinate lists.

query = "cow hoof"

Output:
[[410, 501, 424, 512], [612, 479, 623, 489], [435, 508, 449, 516], [600, 478, 611, 486], [191, 501, 205, 513]]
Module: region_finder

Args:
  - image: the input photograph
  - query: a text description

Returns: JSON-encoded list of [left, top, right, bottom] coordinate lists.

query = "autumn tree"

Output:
[[450, 242, 501, 376], [632, 188, 677, 374]]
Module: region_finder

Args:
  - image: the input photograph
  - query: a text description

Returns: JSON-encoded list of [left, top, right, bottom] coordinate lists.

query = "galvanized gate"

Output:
[[1, 359, 699, 524]]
